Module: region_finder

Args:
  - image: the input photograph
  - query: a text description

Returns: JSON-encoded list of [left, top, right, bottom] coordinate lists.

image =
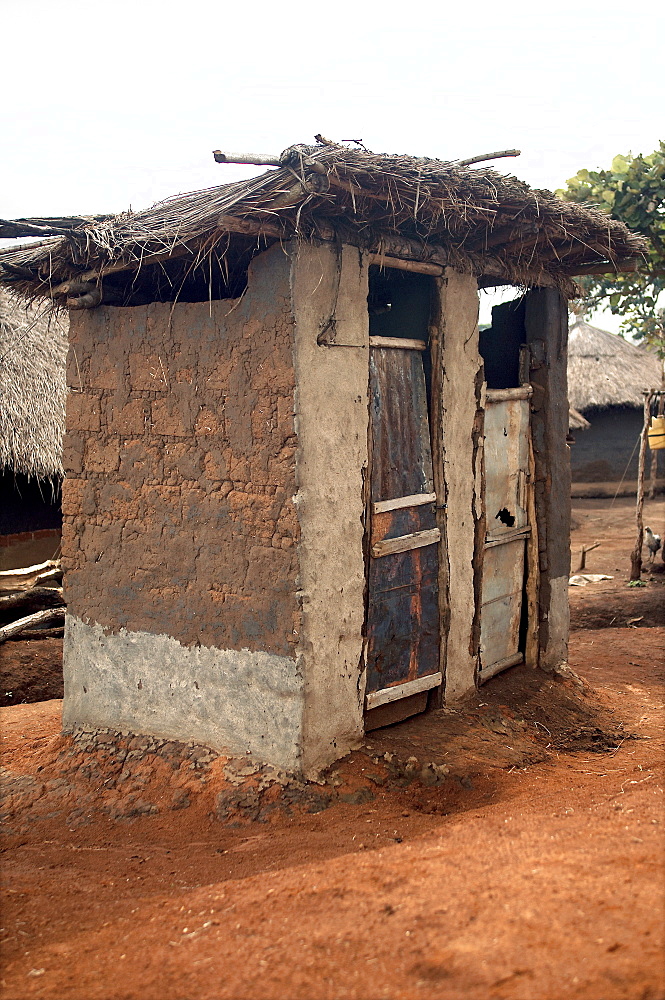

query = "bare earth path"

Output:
[[0, 498, 663, 1000]]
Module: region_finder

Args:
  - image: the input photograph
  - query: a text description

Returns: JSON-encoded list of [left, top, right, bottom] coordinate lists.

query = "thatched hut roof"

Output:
[[568, 406, 591, 431], [568, 320, 663, 413], [0, 290, 67, 479], [0, 140, 648, 308]]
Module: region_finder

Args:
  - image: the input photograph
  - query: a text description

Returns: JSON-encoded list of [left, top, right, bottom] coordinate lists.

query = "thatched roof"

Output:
[[568, 406, 591, 431], [568, 320, 663, 413], [0, 140, 648, 307], [0, 290, 67, 479]]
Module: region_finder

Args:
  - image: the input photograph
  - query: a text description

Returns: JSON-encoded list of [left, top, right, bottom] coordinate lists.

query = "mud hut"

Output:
[[0, 140, 646, 774], [567, 320, 663, 496], [0, 291, 67, 570]]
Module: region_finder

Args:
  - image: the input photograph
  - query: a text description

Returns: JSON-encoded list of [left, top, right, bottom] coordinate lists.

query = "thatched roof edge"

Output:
[[0, 142, 648, 304], [0, 291, 67, 479]]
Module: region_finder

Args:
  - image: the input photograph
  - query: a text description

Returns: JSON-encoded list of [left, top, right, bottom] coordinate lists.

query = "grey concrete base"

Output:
[[63, 615, 304, 771]]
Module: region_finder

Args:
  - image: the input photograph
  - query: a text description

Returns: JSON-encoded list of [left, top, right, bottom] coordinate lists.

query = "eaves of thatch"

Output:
[[567, 320, 663, 413], [0, 141, 649, 308], [0, 290, 67, 479], [568, 406, 591, 431]]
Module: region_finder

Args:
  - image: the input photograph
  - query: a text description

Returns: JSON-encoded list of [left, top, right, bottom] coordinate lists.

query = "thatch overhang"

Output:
[[0, 141, 648, 308], [568, 320, 663, 414], [0, 291, 67, 480]]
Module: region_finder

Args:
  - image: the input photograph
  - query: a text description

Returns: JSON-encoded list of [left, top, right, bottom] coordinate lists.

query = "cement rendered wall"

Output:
[[61, 246, 305, 769], [290, 243, 369, 776], [526, 289, 571, 672], [437, 270, 483, 700]]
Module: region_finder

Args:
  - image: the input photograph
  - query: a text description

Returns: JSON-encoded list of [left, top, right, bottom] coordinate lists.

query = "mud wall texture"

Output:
[[291, 243, 369, 776], [61, 246, 300, 659], [525, 288, 571, 671], [437, 270, 482, 701]]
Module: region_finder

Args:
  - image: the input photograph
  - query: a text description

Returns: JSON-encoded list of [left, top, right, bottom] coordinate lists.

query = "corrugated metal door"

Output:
[[365, 336, 442, 713], [480, 387, 532, 681]]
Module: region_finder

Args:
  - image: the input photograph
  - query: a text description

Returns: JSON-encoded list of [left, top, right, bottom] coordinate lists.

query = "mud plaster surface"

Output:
[[62, 246, 300, 657]]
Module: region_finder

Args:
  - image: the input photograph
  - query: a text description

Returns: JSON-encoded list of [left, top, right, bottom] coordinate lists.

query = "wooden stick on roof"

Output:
[[213, 151, 281, 167], [456, 149, 521, 166]]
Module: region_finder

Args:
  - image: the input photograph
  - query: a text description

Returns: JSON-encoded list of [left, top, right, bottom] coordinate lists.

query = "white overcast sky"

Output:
[[2, 0, 663, 329]]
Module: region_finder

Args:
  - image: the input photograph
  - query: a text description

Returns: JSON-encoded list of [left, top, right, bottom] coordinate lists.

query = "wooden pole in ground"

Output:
[[630, 391, 655, 580], [648, 376, 664, 499]]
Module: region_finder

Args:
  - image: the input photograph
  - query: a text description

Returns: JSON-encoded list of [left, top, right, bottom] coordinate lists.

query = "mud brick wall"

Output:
[[61, 248, 300, 656]]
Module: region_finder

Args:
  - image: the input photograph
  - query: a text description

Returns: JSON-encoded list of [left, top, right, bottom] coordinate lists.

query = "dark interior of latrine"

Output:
[[368, 266, 436, 409], [479, 296, 526, 389], [0, 471, 62, 535], [478, 294, 532, 660], [92, 236, 262, 307]]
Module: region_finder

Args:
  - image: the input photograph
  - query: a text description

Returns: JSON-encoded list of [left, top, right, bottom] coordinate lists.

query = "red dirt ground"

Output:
[[0, 498, 663, 1000]]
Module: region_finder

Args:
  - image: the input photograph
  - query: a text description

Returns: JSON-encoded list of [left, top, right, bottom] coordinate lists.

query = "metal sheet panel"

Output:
[[480, 537, 526, 668], [366, 345, 440, 698], [480, 395, 531, 677], [369, 347, 434, 502], [484, 398, 530, 535]]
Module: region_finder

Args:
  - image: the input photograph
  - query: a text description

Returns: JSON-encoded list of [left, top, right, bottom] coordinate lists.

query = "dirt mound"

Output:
[[1, 656, 630, 839]]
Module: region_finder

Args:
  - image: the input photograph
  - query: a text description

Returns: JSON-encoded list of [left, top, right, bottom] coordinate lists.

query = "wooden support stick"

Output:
[[630, 392, 654, 580], [213, 150, 281, 166], [215, 214, 285, 239], [572, 258, 642, 275], [0, 586, 64, 615], [368, 253, 443, 276], [457, 149, 521, 166], [575, 541, 600, 573], [6, 626, 65, 641], [0, 608, 65, 644], [369, 336, 427, 351]]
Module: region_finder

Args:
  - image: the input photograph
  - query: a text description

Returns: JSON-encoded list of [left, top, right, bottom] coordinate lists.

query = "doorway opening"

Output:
[[478, 295, 533, 682], [364, 267, 441, 730]]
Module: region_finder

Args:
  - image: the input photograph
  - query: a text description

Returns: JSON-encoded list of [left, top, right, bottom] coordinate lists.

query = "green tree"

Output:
[[557, 142, 665, 357]]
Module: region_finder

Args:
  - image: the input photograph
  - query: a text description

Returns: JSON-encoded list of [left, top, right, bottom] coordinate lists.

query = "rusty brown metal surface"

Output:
[[366, 346, 439, 696], [369, 347, 434, 502]]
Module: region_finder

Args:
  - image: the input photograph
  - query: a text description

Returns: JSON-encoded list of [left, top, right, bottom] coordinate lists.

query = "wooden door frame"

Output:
[[362, 258, 448, 721]]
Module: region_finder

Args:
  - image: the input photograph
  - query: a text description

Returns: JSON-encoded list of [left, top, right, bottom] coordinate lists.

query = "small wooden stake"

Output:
[[575, 541, 600, 573], [630, 392, 655, 581]]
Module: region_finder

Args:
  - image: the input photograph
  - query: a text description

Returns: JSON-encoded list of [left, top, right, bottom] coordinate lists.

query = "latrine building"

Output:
[[0, 142, 645, 774]]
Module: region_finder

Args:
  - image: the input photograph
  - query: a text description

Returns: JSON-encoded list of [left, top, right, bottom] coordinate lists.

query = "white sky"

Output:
[[2, 0, 662, 333]]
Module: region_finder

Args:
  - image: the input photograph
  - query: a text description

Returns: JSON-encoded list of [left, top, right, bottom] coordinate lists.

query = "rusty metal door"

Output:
[[365, 336, 442, 715], [479, 387, 532, 681]]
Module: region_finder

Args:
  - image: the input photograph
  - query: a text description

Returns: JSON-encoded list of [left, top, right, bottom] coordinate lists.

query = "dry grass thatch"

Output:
[[0, 290, 67, 479], [0, 140, 649, 306], [568, 320, 663, 413], [568, 406, 591, 431]]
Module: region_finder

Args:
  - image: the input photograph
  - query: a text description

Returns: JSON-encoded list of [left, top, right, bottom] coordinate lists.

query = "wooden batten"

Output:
[[365, 672, 443, 710], [369, 336, 426, 351], [524, 434, 540, 667], [216, 214, 284, 239], [485, 386, 533, 403], [367, 253, 443, 276], [371, 527, 440, 559], [428, 311, 449, 708], [372, 492, 437, 514]]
